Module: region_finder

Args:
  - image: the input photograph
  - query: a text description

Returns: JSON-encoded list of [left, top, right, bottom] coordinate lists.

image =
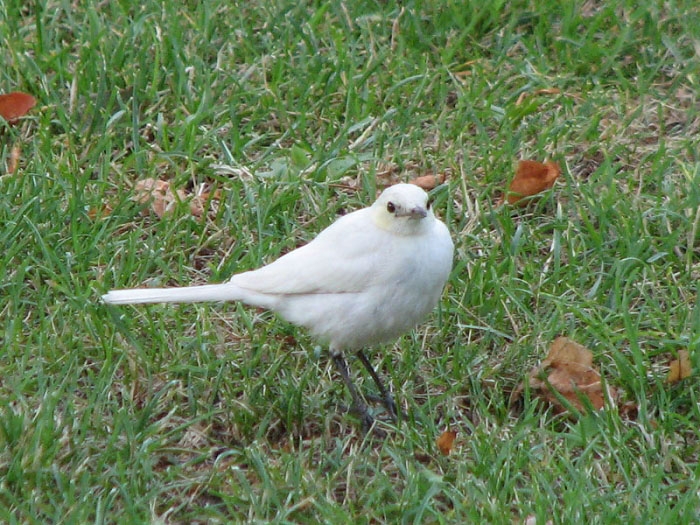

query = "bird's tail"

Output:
[[102, 283, 243, 305]]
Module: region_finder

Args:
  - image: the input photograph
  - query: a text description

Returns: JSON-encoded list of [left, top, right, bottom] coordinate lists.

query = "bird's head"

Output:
[[371, 183, 436, 234]]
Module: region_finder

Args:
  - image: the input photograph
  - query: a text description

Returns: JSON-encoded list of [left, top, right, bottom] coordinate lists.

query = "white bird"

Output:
[[103, 183, 454, 433]]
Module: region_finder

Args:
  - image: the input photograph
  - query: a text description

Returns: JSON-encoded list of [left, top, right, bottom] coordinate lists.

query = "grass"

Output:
[[1, 0, 699, 522]]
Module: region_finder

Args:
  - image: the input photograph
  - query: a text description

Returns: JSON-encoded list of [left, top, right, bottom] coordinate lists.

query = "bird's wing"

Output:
[[230, 210, 387, 295]]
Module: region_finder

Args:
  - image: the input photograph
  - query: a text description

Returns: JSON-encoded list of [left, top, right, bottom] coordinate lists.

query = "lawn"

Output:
[[1, 0, 699, 522]]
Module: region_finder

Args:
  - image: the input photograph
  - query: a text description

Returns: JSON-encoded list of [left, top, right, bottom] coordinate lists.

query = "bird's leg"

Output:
[[331, 351, 375, 434], [356, 350, 398, 420]]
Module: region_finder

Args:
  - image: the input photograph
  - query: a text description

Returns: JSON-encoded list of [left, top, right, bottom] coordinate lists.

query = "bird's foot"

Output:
[[343, 402, 386, 438], [382, 392, 399, 421], [331, 351, 390, 437], [365, 392, 406, 422]]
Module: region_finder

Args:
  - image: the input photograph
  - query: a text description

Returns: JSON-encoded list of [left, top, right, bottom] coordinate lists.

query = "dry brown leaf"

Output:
[[507, 160, 561, 205], [0, 92, 36, 123], [410, 172, 447, 191], [436, 429, 457, 455], [619, 400, 639, 421], [514, 337, 616, 415], [133, 178, 179, 218], [188, 193, 205, 218], [667, 350, 692, 384], [87, 203, 114, 220], [132, 179, 218, 218], [515, 88, 561, 106], [188, 187, 222, 217]]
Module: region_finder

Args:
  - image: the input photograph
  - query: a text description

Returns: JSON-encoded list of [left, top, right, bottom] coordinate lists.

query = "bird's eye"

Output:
[[426, 198, 433, 210], [386, 202, 396, 213]]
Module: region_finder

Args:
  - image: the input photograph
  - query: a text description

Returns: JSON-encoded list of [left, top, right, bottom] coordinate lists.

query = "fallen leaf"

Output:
[[132, 178, 218, 218], [410, 172, 447, 191], [507, 160, 560, 205], [0, 92, 36, 123], [87, 203, 113, 220], [187, 193, 205, 218], [667, 350, 692, 384], [515, 88, 561, 106], [188, 186, 221, 217], [133, 178, 178, 218], [513, 337, 616, 415], [618, 400, 639, 421], [133, 179, 193, 217], [436, 429, 457, 455]]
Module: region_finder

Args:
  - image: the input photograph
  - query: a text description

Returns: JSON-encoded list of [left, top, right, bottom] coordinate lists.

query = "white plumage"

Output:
[[103, 183, 454, 432]]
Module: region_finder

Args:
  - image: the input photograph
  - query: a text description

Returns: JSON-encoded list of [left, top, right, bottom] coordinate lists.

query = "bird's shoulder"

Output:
[[230, 208, 387, 295]]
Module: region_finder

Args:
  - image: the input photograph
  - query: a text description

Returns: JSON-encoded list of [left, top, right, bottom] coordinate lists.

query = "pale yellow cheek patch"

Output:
[[371, 209, 395, 231]]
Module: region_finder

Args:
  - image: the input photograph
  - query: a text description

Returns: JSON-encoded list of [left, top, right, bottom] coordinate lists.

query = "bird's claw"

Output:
[[364, 392, 407, 421], [351, 404, 387, 438]]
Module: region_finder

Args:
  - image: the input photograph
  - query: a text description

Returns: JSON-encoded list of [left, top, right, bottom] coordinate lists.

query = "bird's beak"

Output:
[[399, 206, 427, 219]]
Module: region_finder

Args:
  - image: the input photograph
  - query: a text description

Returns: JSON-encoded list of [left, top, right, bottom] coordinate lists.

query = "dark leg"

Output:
[[331, 351, 375, 434], [356, 350, 398, 420]]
